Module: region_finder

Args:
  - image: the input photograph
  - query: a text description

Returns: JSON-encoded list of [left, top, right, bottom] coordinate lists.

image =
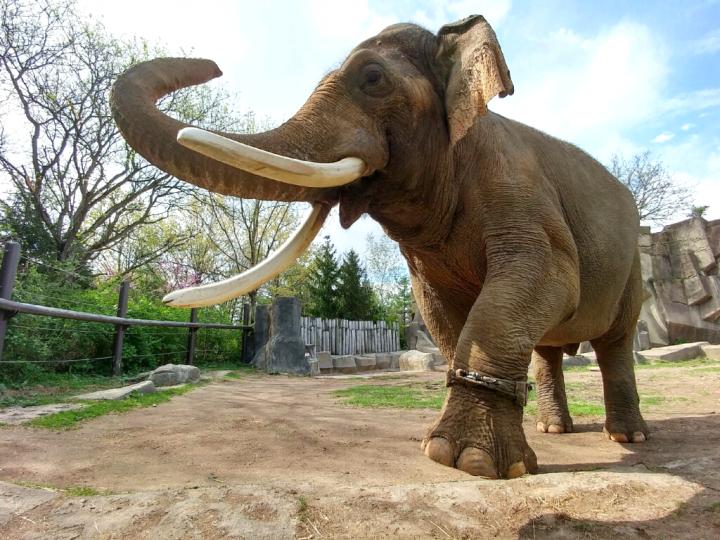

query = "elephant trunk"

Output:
[[110, 58, 353, 203]]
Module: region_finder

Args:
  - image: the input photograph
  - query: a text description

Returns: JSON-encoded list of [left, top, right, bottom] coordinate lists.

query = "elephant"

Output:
[[111, 14, 648, 479]]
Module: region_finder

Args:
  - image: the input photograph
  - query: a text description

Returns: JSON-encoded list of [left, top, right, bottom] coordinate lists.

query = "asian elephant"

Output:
[[111, 15, 648, 479]]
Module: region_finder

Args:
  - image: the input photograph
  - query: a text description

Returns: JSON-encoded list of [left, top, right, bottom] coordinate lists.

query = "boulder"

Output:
[[150, 364, 200, 387], [399, 350, 435, 371], [563, 355, 590, 367], [390, 351, 405, 370], [264, 297, 308, 374], [75, 380, 156, 401]]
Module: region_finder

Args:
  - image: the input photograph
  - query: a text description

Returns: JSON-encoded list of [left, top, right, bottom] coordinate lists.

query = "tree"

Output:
[[0, 0, 233, 270], [688, 205, 709, 219], [608, 152, 692, 225], [337, 249, 377, 320], [304, 236, 340, 318], [364, 232, 408, 299]]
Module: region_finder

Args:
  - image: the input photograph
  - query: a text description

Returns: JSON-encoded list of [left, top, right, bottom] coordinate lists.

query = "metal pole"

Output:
[[111, 280, 129, 376], [241, 301, 251, 363], [0, 242, 21, 362], [185, 308, 198, 365]]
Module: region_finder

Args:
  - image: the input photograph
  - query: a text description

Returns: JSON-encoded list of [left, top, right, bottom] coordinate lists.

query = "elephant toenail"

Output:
[[631, 432, 646, 443], [424, 437, 454, 467], [547, 424, 564, 434], [456, 448, 498, 478], [507, 462, 527, 479], [536, 422, 547, 433], [609, 433, 629, 443]]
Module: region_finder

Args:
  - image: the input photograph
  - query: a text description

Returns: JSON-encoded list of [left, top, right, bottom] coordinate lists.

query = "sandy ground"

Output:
[[0, 365, 718, 539]]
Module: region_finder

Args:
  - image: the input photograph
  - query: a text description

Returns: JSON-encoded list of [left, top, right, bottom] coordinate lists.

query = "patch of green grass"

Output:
[[12, 480, 109, 497], [640, 395, 666, 406], [692, 366, 720, 374], [705, 501, 720, 513], [199, 362, 255, 372], [568, 402, 605, 416], [28, 384, 200, 429], [222, 371, 245, 380], [334, 382, 447, 409]]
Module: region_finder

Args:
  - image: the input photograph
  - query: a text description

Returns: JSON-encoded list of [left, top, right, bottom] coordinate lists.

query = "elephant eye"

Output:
[[360, 63, 392, 96]]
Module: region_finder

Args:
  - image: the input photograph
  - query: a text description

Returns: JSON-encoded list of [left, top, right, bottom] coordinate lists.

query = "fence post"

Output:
[[111, 280, 129, 376], [185, 308, 198, 365], [240, 302, 251, 363], [0, 242, 21, 363]]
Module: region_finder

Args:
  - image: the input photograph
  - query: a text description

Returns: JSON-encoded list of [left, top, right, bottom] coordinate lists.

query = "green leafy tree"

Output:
[[304, 236, 340, 318], [337, 249, 377, 320]]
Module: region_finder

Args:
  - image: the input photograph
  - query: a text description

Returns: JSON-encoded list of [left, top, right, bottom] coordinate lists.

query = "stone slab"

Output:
[[308, 359, 320, 376], [375, 353, 392, 370], [354, 356, 376, 371], [701, 344, 720, 361], [563, 355, 591, 367], [390, 351, 404, 370], [317, 351, 333, 370], [0, 403, 84, 425], [638, 342, 709, 362], [333, 355, 357, 374], [75, 380, 156, 401]]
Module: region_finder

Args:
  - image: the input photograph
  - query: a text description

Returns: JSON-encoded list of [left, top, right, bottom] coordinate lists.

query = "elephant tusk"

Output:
[[177, 127, 367, 188], [162, 203, 331, 307]]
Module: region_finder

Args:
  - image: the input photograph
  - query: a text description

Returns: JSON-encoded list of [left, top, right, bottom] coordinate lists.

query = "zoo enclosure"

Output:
[[0, 241, 253, 374], [301, 316, 400, 355]]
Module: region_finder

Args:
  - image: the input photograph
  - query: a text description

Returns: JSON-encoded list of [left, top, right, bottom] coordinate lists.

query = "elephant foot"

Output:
[[603, 415, 649, 443], [536, 410, 573, 434], [421, 384, 537, 478]]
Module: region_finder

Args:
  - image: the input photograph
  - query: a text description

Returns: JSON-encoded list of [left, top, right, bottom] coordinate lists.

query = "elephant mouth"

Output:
[[162, 127, 370, 307]]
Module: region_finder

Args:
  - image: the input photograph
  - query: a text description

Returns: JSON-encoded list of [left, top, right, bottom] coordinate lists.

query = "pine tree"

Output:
[[337, 249, 377, 320], [304, 236, 340, 318]]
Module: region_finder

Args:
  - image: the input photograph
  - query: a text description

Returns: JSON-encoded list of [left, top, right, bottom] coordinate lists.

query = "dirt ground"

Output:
[[0, 364, 719, 539]]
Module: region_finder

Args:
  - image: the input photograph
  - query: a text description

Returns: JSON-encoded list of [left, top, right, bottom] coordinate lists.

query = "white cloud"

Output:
[[681, 122, 694, 131], [691, 28, 720, 55], [492, 20, 668, 154], [412, 0, 511, 31], [653, 132, 675, 143]]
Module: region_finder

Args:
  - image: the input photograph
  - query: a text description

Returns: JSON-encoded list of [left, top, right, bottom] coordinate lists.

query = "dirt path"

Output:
[[0, 367, 719, 538]]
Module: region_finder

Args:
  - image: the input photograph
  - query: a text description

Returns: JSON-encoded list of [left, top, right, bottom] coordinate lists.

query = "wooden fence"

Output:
[[301, 317, 400, 355]]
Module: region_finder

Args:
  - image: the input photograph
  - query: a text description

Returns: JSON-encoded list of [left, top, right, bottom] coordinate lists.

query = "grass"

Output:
[[28, 384, 201, 429], [635, 357, 720, 369], [0, 372, 135, 408], [334, 380, 607, 417], [334, 381, 446, 409], [13, 480, 109, 497]]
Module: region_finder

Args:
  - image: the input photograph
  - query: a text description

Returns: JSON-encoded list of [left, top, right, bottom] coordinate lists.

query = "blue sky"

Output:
[[76, 0, 720, 253]]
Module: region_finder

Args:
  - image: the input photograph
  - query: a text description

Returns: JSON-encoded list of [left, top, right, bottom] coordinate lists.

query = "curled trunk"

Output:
[[110, 58, 332, 202]]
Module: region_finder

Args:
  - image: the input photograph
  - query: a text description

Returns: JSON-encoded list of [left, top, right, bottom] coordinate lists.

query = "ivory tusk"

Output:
[[177, 127, 366, 188], [163, 203, 330, 307]]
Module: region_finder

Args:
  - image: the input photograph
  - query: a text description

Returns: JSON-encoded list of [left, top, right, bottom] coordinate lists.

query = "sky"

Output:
[[66, 0, 720, 253]]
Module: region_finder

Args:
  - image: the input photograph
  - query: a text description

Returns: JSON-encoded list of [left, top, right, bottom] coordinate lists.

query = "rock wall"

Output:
[[639, 217, 720, 345]]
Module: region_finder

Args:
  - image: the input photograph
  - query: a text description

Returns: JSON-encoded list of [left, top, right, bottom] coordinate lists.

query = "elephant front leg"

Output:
[[421, 241, 579, 477]]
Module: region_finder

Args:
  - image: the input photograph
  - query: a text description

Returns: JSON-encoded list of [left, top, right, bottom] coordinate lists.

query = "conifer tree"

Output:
[[337, 249, 377, 320], [304, 236, 340, 318]]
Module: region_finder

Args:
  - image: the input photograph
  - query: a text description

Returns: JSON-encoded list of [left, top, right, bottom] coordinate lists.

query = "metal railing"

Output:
[[0, 242, 253, 374]]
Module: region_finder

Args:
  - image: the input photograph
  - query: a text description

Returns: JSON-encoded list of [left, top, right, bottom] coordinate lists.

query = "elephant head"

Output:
[[110, 15, 512, 307]]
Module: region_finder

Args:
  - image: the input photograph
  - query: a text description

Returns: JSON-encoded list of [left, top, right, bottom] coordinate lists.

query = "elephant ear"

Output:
[[436, 15, 514, 145]]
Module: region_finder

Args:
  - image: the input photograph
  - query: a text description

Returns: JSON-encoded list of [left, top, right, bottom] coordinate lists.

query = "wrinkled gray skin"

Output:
[[111, 15, 648, 478]]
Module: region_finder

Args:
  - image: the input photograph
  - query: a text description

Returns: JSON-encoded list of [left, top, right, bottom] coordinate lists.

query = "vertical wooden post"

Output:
[[185, 308, 198, 365], [0, 242, 21, 363], [240, 301, 251, 363], [111, 280, 129, 376]]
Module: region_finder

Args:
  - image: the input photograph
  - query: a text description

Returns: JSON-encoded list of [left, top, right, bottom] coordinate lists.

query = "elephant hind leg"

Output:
[[533, 346, 573, 434], [591, 252, 648, 443]]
